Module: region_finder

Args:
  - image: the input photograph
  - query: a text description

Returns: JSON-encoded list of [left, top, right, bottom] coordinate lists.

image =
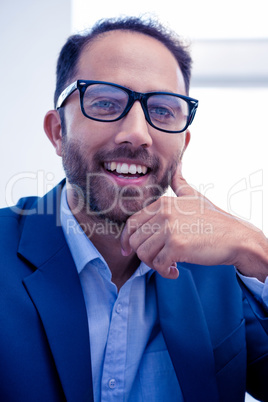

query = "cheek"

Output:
[[155, 135, 185, 164], [65, 117, 110, 150], [65, 105, 118, 146]]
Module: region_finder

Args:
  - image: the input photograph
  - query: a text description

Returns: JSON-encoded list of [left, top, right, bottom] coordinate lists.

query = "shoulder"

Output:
[[0, 196, 40, 245], [0, 196, 40, 225], [0, 179, 65, 223], [0, 196, 39, 217]]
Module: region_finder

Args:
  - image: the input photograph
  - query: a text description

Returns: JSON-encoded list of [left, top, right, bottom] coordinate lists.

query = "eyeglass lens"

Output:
[[82, 84, 189, 131]]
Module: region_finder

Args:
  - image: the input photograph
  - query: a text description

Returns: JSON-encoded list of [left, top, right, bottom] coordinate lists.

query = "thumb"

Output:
[[171, 162, 199, 197], [171, 163, 226, 214]]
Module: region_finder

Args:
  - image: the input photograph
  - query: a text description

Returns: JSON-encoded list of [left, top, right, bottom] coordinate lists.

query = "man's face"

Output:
[[61, 30, 190, 224]]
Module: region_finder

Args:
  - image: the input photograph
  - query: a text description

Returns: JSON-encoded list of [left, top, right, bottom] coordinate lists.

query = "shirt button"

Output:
[[108, 378, 116, 389], [116, 303, 122, 313]]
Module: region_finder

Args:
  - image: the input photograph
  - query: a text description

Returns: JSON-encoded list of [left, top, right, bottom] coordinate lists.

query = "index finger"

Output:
[[120, 204, 158, 256]]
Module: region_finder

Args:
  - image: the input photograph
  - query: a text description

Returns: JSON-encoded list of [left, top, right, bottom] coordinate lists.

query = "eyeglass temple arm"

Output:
[[188, 101, 198, 126], [56, 81, 78, 110]]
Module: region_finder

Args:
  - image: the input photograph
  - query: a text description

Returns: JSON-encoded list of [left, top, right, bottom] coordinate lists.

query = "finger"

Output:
[[152, 247, 179, 279], [121, 197, 167, 255], [171, 163, 223, 212], [127, 219, 162, 253], [165, 264, 180, 280], [153, 257, 179, 280], [134, 231, 164, 267], [135, 232, 179, 279], [121, 209, 157, 256]]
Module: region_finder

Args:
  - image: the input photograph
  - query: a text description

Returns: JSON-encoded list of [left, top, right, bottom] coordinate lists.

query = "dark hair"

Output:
[[54, 16, 192, 109]]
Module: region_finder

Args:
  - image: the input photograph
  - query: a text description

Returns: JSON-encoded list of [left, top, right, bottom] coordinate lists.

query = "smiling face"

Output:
[[52, 30, 190, 224]]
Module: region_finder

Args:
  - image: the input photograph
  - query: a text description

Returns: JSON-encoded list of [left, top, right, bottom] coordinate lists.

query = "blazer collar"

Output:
[[18, 183, 94, 402], [155, 265, 220, 402]]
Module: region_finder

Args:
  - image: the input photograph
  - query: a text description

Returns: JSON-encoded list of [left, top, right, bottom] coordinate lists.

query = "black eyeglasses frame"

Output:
[[56, 80, 198, 134]]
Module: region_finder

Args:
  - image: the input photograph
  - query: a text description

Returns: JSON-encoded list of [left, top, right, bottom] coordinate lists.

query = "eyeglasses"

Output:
[[56, 80, 198, 133]]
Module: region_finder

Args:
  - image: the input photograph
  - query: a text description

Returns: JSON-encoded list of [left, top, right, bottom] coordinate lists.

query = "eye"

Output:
[[92, 99, 118, 111], [84, 97, 123, 117], [149, 105, 175, 121]]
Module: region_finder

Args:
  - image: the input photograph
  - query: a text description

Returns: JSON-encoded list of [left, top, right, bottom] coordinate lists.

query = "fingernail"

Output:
[[121, 247, 131, 256], [169, 265, 179, 278]]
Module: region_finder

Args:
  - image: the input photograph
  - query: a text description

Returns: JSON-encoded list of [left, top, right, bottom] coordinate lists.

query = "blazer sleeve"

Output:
[[239, 278, 268, 401]]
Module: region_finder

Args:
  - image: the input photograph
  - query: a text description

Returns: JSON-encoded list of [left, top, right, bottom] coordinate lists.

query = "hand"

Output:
[[121, 163, 268, 282]]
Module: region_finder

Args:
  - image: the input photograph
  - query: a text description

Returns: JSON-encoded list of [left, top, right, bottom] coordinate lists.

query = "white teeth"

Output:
[[110, 162, 117, 171], [116, 163, 121, 173], [129, 164, 137, 174], [142, 166, 147, 174], [104, 162, 148, 175], [121, 163, 129, 174]]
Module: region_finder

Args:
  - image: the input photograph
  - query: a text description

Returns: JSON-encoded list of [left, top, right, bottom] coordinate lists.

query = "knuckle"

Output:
[[136, 247, 148, 263], [175, 238, 188, 255], [136, 243, 154, 265], [153, 252, 166, 270]]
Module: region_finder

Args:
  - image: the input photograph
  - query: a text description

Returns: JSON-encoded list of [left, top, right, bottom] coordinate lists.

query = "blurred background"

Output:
[[1, 1, 267, 400]]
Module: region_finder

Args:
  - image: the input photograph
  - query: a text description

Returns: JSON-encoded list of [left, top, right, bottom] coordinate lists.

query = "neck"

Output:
[[89, 229, 140, 290]]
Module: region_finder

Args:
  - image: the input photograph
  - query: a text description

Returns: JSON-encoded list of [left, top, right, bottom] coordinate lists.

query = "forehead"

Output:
[[77, 30, 186, 94]]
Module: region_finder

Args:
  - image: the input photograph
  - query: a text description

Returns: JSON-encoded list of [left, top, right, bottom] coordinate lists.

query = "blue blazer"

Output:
[[0, 183, 267, 402]]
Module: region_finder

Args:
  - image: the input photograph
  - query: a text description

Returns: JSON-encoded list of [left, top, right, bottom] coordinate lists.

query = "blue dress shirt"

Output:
[[60, 187, 183, 402]]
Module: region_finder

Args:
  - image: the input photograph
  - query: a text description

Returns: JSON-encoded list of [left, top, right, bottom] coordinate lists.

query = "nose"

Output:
[[114, 101, 153, 148]]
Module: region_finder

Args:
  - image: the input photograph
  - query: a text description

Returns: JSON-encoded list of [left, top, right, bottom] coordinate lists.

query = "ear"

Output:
[[43, 110, 63, 156], [181, 129, 191, 159]]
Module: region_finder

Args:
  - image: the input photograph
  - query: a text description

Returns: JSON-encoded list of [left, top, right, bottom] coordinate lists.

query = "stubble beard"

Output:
[[61, 136, 179, 225]]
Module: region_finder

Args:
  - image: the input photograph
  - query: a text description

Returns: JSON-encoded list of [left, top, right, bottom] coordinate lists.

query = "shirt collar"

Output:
[[60, 185, 107, 274]]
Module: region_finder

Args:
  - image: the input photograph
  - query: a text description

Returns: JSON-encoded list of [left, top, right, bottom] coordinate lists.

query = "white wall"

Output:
[[0, 0, 70, 207]]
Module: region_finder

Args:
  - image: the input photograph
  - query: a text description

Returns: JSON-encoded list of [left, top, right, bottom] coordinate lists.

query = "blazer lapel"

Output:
[[18, 184, 93, 402], [155, 265, 219, 402]]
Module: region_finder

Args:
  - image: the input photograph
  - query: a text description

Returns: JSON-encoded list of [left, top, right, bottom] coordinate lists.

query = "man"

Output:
[[0, 16, 267, 402]]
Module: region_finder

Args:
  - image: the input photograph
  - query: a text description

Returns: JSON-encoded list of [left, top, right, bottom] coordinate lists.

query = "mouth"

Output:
[[103, 161, 149, 180]]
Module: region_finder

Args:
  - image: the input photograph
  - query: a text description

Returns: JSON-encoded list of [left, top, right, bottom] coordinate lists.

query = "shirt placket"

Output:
[[101, 281, 132, 402]]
